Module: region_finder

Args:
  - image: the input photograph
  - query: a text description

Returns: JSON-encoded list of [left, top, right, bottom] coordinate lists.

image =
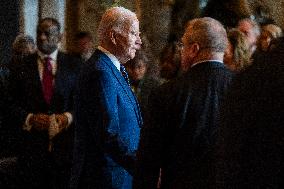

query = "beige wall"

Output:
[[71, 0, 172, 59], [64, 0, 284, 57]]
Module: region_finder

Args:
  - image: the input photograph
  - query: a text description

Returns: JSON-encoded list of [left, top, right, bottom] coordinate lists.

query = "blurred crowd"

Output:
[[0, 5, 283, 189]]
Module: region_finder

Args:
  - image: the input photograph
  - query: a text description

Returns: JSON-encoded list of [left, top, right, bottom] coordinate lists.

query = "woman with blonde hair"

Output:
[[224, 29, 252, 72]]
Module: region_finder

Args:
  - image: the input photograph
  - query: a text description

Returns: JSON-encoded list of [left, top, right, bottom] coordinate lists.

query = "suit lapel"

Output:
[[96, 50, 143, 126], [98, 50, 137, 106], [53, 52, 63, 96], [30, 54, 46, 103]]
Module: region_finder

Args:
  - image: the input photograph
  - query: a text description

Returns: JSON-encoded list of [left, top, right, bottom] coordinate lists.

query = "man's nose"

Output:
[[39, 33, 47, 41]]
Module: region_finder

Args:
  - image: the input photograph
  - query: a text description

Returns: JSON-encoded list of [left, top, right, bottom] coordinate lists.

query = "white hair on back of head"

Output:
[[98, 6, 137, 43], [185, 17, 227, 52]]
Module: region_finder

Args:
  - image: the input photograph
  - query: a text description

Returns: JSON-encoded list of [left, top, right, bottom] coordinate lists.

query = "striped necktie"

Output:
[[120, 64, 130, 86]]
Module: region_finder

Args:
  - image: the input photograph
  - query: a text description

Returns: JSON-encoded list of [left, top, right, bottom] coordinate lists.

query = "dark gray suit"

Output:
[[218, 37, 284, 189], [134, 61, 232, 189], [8, 52, 80, 188]]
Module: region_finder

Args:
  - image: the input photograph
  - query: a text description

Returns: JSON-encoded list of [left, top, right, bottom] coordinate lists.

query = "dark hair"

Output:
[[74, 31, 93, 41], [38, 17, 61, 33]]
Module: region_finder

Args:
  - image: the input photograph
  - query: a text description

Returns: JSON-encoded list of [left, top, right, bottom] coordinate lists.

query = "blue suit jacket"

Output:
[[70, 49, 142, 189]]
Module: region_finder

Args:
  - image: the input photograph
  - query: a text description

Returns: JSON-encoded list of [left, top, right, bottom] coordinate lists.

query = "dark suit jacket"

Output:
[[130, 76, 161, 119], [134, 61, 232, 189], [0, 79, 11, 157], [70, 49, 142, 189], [8, 51, 80, 187], [218, 38, 284, 189]]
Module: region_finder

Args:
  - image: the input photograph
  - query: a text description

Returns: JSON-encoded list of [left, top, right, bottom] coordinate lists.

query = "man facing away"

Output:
[[70, 7, 143, 189], [133, 17, 233, 189]]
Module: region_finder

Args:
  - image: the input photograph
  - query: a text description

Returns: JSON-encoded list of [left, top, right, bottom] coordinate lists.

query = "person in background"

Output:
[[0, 34, 36, 88], [125, 50, 161, 118], [217, 36, 284, 189], [74, 31, 94, 62], [258, 24, 282, 52], [70, 7, 142, 189], [8, 17, 79, 188], [237, 18, 260, 56], [134, 17, 232, 189], [11, 34, 36, 63], [159, 42, 181, 82], [224, 29, 252, 72]]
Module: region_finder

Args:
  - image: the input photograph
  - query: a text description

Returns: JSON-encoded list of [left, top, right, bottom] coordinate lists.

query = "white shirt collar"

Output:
[[191, 59, 223, 68], [97, 46, 121, 71], [37, 49, 58, 62]]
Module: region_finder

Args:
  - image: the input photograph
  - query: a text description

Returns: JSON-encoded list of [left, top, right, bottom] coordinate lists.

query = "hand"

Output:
[[48, 114, 68, 139], [29, 113, 50, 131], [55, 114, 69, 130]]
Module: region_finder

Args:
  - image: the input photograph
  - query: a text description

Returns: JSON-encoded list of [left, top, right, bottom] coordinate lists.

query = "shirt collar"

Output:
[[97, 46, 121, 71], [37, 49, 58, 62], [191, 59, 223, 68]]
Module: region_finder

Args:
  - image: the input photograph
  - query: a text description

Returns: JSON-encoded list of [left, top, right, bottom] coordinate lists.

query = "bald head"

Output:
[[183, 17, 227, 52], [98, 7, 138, 43], [181, 17, 227, 69], [97, 7, 142, 64]]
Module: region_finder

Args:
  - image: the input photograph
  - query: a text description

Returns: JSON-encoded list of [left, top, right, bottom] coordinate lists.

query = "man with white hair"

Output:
[[238, 18, 261, 55], [70, 7, 142, 189], [134, 17, 233, 189]]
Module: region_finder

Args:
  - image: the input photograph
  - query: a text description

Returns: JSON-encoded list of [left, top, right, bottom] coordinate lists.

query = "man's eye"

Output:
[[131, 31, 140, 36]]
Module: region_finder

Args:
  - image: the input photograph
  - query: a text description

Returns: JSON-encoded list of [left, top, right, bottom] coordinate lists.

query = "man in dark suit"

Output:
[[73, 31, 94, 63], [133, 17, 233, 189], [70, 7, 142, 189], [8, 18, 79, 188], [217, 37, 284, 188]]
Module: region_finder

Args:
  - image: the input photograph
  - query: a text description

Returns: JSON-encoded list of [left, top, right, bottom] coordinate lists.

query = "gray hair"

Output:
[[184, 17, 227, 52], [98, 6, 137, 43], [12, 34, 35, 53], [262, 24, 282, 39], [238, 18, 261, 37]]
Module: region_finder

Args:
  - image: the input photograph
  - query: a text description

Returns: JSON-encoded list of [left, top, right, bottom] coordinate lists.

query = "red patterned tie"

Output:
[[42, 57, 54, 105]]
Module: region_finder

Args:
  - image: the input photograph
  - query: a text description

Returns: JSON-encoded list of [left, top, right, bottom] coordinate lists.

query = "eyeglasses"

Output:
[[176, 41, 196, 51], [176, 41, 184, 51]]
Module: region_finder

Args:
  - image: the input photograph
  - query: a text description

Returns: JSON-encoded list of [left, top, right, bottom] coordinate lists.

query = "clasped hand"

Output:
[[29, 113, 68, 139]]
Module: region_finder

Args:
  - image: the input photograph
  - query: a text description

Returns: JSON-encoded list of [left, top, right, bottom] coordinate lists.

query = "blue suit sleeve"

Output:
[[81, 69, 136, 174]]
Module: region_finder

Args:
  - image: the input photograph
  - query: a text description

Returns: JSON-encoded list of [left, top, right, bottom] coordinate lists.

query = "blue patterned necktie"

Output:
[[120, 64, 130, 86]]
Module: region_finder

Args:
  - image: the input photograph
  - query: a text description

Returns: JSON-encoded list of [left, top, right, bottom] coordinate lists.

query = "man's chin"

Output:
[[132, 49, 138, 58], [39, 46, 57, 55]]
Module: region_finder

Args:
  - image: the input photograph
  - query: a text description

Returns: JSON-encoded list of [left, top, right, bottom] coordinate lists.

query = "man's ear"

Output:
[[191, 43, 200, 55], [110, 31, 117, 45]]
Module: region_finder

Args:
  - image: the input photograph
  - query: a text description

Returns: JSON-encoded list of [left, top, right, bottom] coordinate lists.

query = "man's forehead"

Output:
[[38, 21, 58, 31]]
